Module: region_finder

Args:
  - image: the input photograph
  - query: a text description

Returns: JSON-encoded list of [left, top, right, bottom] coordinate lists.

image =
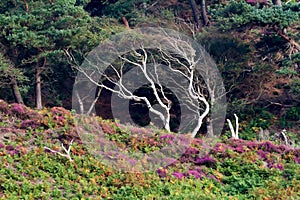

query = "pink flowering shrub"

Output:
[[20, 119, 40, 129], [194, 155, 217, 168], [10, 103, 25, 115], [172, 172, 185, 179]]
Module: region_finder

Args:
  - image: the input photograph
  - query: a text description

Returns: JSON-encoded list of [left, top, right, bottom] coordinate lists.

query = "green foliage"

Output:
[[0, 0, 299, 197], [213, 1, 300, 29], [278, 106, 300, 129], [282, 52, 300, 67], [288, 78, 300, 99], [0, 0, 99, 50], [285, 106, 300, 121], [275, 50, 300, 76], [0, 101, 299, 199], [0, 0, 118, 104], [0, 53, 28, 86], [0, 52, 29, 100], [101, 0, 152, 23], [237, 110, 275, 140]]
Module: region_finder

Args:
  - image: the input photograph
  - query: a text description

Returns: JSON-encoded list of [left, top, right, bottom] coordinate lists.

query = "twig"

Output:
[[44, 139, 74, 162]]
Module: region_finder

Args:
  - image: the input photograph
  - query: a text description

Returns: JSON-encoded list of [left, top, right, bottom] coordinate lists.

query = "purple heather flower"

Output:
[[159, 134, 177, 145], [58, 116, 64, 121], [184, 147, 199, 156], [294, 157, 300, 164], [234, 146, 245, 153], [275, 164, 284, 171], [5, 145, 14, 151], [194, 166, 204, 173], [146, 138, 159, 147], [259, 141, 279, 153], [0, 143, 4, 148], [101, 123, 116, 134], [0, 128, 10, 134], [213, 143, 224, 150], [8, 150, 19, 156], [206, 175, 219, 182], [278, 145, 288, 151], [11, 103, 25, 114], [179, 154, 193, 163], [256, 149, 268, 160], [127, 158, 137, 166], [179, 147, 200, 163], [50, 107, 68, 116], [172, 172, 185, 179], [194, 155, 216, 168], [213, 143, 233, 153], [129, 126, 154, 136], [21, 120, 38, 129], [160, 134, 174, 140], [187, 170, 202, 179], [227, 138, 245, 147], [157, 168, 167, 178], [245, 141, 259, 150], [269, 163, 284, 171]]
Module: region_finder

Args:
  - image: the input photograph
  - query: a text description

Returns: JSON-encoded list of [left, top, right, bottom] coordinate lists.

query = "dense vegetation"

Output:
[[0, 0, 299, 199], [0, 100, 299, 199], [0, 0, 299, 133]]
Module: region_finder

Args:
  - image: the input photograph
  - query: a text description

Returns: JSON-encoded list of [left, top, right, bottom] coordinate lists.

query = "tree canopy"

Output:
[[0, 0, 299, 134]]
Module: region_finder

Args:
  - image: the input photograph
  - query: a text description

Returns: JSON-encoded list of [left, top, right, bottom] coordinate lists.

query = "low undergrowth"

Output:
[[0, 100, 299, 199]]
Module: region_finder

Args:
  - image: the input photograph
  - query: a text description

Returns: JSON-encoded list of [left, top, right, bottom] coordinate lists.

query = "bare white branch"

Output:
[[227, 114, 239, 139], [67, 30, 217, 137], [44, 139, 74, 162]]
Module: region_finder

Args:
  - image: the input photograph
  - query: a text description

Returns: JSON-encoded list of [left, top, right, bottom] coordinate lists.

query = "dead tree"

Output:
[[68, 28, 226, 137]]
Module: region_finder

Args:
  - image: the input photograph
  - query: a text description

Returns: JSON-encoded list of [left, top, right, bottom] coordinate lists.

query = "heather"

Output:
[[0, 101, 299, 199], [0, 0, 299, 198]]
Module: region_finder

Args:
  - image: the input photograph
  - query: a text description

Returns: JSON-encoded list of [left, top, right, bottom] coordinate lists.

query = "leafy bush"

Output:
[[285, 106, 300, 121], [213, 1, 300, 29]]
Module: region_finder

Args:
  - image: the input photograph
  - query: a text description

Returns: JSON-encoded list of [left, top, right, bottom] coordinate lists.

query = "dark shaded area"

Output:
[[129, 84, 181, 132], [84, 0, 106, 17], [95, 82, 181, 132]]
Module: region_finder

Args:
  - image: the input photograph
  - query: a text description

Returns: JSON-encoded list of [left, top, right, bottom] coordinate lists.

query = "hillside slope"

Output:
[[0, 100, 299, 199]]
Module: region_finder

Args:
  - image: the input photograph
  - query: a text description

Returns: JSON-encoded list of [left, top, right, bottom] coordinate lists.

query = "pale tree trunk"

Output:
[[36, 66, 42, 109], [11, 78, 24, 104], [35, 56, 47, 110], [189, 0, 201, 30], [206, 117, 214, 137], [199, 0, 209, 26], [272, 0, 282, 6], [75, 89, 84, 114]]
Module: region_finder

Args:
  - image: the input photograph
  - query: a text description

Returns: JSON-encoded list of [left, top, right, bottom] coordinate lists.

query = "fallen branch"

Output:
[[44, 139, 74, 162]]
